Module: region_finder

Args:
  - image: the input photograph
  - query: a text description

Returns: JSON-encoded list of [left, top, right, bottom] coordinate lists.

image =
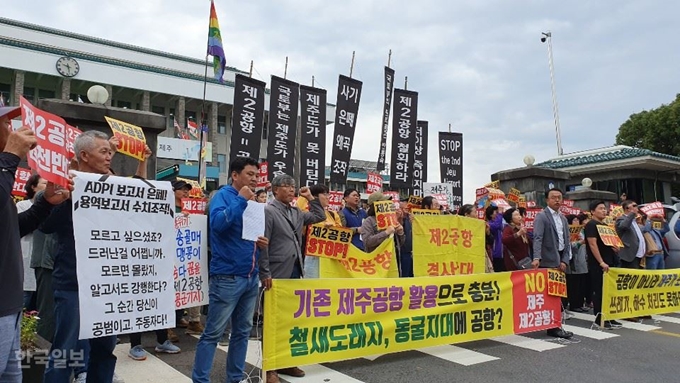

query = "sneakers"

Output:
[[609, 320, 623, 329], [74, 372, 87, 383], [593, 320, 622, 330], [155, 340, 181, 354], [185, 321, 204, 335], [167, 329, 180, 343], [219, 332, 230, 346], [128, 345, 147, 361], [113, 373, 126, 383]]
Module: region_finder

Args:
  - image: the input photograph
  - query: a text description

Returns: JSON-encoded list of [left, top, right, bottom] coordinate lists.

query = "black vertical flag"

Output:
[[266, 75, 300, 180], [329, 75, 362, 185], [389, 89, 418, 190], [299, 86, 327, 187], [376, 67, 395, 171], [439, 132, 463, 211], [412, 120, 428, 196], [229, 74, 266, 164]]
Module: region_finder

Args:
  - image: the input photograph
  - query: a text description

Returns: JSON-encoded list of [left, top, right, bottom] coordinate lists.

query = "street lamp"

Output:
[[87, 85, 109, 105], [523, 155, 535, 167], [541, 31, 564, 156], [581, 177, 593, 189]]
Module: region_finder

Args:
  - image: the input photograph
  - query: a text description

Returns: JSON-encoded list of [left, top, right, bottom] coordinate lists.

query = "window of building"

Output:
[[0, 83, 11, 105], [217, 154, 227, 173], [23, 87, 35, 103], [69, 93, 88, 103], [151, 106, 165, 115], [116, 100, 132, 109], [39, 89, 55, 99], [186, 111, 197, 123], [218, 115, 227, 134]]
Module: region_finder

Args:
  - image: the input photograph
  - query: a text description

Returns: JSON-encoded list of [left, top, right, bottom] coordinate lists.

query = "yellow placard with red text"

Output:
[[518, 196, 527, 208], [602, 268, 680, 321], [569, 225, 583, 243], [547, 269, 567, 297], [412, 208, 441, 216], [412, 215, 485, 277], [104, 116, 147, 161], [318, 236, 398, 278], [597, 225, 624, 248], [263, 269, 562, 371], [652, 221, 663, 230], [305, 225, 353, 259], [407, 195, 423, 210], [374, 200, 398, 230], [507, 188, 521, 203]]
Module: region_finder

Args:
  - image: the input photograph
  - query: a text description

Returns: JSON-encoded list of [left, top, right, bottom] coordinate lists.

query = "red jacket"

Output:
[[501, 225, 532, 271]]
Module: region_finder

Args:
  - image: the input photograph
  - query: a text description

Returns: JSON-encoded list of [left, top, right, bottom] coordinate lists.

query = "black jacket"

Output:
[[0, 153, 53, 318]]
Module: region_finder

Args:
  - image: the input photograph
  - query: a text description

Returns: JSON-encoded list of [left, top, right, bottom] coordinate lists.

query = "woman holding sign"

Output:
[[501, 208, 532, 271], [361, 192, 405, 253]]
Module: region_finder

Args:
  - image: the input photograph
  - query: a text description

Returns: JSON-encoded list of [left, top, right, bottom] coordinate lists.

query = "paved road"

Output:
[[113, 312, 680, 383]]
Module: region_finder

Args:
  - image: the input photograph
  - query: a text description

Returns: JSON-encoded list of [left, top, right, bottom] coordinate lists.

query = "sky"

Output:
[[5, 0, 680, 201]]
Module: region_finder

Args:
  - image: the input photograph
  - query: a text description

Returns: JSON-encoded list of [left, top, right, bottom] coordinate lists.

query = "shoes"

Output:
[[640, 315, 652, 320], [186, 321, 204, 335], [572, 307, 589, 313], [278, 367, 306, 377], [547, 328, 573, 339], [167, 329, 180, 343], [593, 320, 622, 330], [74, 372, 87, 383], [128, 345, 147, 361], [113, 372, 126, 383], [266, 371, 280, 383], [177, 318, 189, 328], [609, 320, 623, 329], [219, 332, 230, 346], [155, 340, 181, 354]]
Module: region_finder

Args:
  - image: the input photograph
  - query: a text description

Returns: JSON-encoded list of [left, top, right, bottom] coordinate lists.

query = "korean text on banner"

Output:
[[19, 96, 70, 187], [181, 198, 207, 215], [12, 167, 31, 198], [263, 269, 562, 371], [640, 202, 665, 218], [305, 224, 353, 260], [547, 269, 567, 298], [602, 268, 680, 321], [375, 200, 398, 230], [104, 116, 147, 161], [317, 235, 398, 279], [412, 215, 485, 277], [327, 191, 343, 212], [174, 214, 209, 309], [72, 171, 175, 339], [412, 209, 441, 216], [507, 188, 521, 203], [569, 225, 583, 243], [597, 225, 624, 248], [366, 172, 383, 193]]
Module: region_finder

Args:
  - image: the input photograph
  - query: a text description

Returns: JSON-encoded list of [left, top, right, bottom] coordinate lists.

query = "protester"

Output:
[[501, 208, 531, 271], [192, 157, 269, 383], [567, 214, 590, 312], [41, 130, 118, 383], [615, 200, 645, 269], [397, 199, 414, 277], [585, 201, 623, 329], [255, 189, 268, 203], [421, 195, 440, 211], [15, 174, 47, 310], [361, 192, 405, 253], [642, 213, 669, 270], [457, 204, 476, 218], [531, 188, 573, 339], [486, 204, 505, 272], [339, 188, 368, 251], [0, 106, 72, 382]]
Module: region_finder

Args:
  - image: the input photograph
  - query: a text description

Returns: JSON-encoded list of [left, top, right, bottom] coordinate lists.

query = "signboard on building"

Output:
[[157, 137, 212, 163]]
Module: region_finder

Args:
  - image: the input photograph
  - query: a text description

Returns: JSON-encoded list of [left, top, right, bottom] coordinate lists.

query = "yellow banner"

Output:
[[602, 268, 680, 321], [547, 269, 567, 298], [569, 225, 583, 243], [518, 196, 526, 208], [407, 195, 423, 210], [597, 225, 624, 248], [412, 208, 441, 216], [507, 187, 520, 203], [412, 215, 485, 276], [305, 224, 353, 259], [652, 221, 663, 230], [263, 269, 562, 371], [104, 116, 147, 161], [318, 236, 398, 278], [375, 200, 398, 230]]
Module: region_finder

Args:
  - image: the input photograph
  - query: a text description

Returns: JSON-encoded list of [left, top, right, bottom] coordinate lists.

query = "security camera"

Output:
[[540, 37, 546, 43]]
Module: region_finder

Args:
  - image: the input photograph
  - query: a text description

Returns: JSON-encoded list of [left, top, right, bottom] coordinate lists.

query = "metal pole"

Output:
[[387, 49, 392, 68], [312, 75, 315, 87], [404, 76, 408, 90], [543, 31, 564, 156], [249, 60, 254, 78], [349, 51, 356, 78], [284, 56, 288, 79]]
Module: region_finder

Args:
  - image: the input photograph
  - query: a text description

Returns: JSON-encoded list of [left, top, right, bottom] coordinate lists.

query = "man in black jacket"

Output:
[[0, 106, 71, 381]]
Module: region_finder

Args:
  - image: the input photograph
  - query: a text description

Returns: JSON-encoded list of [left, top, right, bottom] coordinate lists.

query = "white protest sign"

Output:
[[174, 214, 209, 309], [423, 182, 454, 209], [72, 171, 175, 339], [242, 200, 265, 241]]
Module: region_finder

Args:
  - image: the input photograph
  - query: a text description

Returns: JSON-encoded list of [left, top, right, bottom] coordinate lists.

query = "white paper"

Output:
[[174, 214, 209, 309], [242, 200, 265, 241], [72, 171, 175, 339]]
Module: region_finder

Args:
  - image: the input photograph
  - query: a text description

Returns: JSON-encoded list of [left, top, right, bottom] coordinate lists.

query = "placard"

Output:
[[597, 225, 624, 248], [374, 200, 398, 230], [174, 214, 209, 309], [602, 268, 680, 321], [105, 116, 147, 161], [181, 198, 207, 215]]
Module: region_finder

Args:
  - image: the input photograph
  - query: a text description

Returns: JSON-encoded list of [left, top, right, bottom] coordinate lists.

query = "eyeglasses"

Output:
[[630, 204, 638, 208]]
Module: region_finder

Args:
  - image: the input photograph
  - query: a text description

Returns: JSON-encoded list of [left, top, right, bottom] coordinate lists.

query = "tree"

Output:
[[616, 94, 680, 156]]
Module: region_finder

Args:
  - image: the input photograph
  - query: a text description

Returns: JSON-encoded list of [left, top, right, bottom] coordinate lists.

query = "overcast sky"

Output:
[[6, 0, 680, 201]]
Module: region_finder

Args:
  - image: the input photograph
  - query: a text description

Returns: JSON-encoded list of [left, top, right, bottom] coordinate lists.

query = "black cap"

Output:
[[171, 180, 192, 191]]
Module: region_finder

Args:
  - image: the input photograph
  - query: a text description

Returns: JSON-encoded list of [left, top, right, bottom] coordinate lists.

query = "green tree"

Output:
[[616, 94, 680, 155]]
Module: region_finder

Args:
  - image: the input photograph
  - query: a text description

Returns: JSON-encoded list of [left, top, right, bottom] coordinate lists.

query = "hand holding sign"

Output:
[[104, 117, 147, 161], [4, 127, 37, 158]]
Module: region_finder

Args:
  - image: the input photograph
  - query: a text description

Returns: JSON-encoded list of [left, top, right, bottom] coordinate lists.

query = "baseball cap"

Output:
[[367, 191, 391, 206], [171, 180, 192, 191], [0, 106, 21, 120]]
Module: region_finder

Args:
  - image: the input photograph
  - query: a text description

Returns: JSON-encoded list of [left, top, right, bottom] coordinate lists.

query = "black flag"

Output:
[[376, 67, 395, 171], [229, 74, 266, 164], [266, 75, 300, 180], [439, 132, 463, 211], [299, 86, 327, 187], [329, 75, 362, 185], [389, 89, 418, 190], [412, 120, 428, 196]]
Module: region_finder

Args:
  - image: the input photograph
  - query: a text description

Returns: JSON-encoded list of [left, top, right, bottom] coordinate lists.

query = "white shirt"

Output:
[[16, 199, 37, 292], [632, 221, 646, 258], [548, 207, 565, 252]]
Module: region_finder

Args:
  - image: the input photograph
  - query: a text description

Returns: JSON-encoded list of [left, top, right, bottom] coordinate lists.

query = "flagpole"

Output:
[[197, 1, 212, 190]]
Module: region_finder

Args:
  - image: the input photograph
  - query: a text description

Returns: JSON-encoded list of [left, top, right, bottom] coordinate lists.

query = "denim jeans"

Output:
[[646, 254, 665, 270], [0, 312, 21, 383], [44, 290, 117, 383], [192, 275, 259, 383]]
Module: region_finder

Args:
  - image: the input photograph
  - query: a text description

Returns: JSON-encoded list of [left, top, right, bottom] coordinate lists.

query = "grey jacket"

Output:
[[360, 216, 405, 253], [259, 198, 326, 279], [567, 231, 588, 274], [532, 207, 571, 268], [615, 212, 641, 262]]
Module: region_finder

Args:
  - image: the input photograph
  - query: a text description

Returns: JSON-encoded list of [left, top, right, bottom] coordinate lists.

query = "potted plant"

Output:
[[20, 310, 49, 383]]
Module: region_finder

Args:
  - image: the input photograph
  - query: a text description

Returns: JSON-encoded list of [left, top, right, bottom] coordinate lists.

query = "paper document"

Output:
[[242, 200, 265, 241]]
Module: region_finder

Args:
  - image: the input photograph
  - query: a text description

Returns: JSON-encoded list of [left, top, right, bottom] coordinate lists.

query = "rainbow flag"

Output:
[[208, 1, 226, 83]]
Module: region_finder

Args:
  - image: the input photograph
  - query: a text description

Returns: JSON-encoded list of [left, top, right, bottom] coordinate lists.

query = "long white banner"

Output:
[[157, 136, 213, 162]]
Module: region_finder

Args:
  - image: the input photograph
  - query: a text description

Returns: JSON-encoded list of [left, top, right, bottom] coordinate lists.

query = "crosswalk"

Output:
[[113, 312, 680, 383]]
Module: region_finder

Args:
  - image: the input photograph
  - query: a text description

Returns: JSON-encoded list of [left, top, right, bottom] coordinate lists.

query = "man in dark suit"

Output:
[[531, 188, 573, 339], [615, 200, 645, 269]]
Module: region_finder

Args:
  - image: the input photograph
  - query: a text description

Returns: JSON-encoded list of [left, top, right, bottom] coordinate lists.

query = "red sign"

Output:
[[366, 172, 383, 193], [562, 199, 575, 207], [432, 193, 449, 210], [328, 191, 344, 212], [65, 125, 81, 159], [19, 97, 69, 187], [559, 205, 582, 216], [257, 161, 269, 189], [526, 201, 537, 208], [12, 167, 31, 198], [511, 270, 563, 334], [523, 208, 543, 231], [181, 198, 207, 214], [640, 202, 664, 218]]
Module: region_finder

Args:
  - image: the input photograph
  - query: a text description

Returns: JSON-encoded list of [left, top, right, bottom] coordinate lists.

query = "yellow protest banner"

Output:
[[263, 269, 562, 371], [596, 225, 624, 248], [104, 116, 147, 161], [547, 269, 567, 298], [602, 268, 680, 321], [412, 208, 441, 216], [305, 224, 353, 259], [412, 215, 485, 276], [518, 196, 526, 208], [507, 187, 521, 203], [652, 221, 663, 230], [407, 195, 423, 210], [374, 200, 398, 230], [569, 225, 583, 243], [175, 177, 204, 198], [318, 236, 398, 278]]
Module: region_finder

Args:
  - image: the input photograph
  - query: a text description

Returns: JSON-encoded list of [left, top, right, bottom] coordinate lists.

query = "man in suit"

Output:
[[615, 200, 645, 269], [531, 188, 573, 339]]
